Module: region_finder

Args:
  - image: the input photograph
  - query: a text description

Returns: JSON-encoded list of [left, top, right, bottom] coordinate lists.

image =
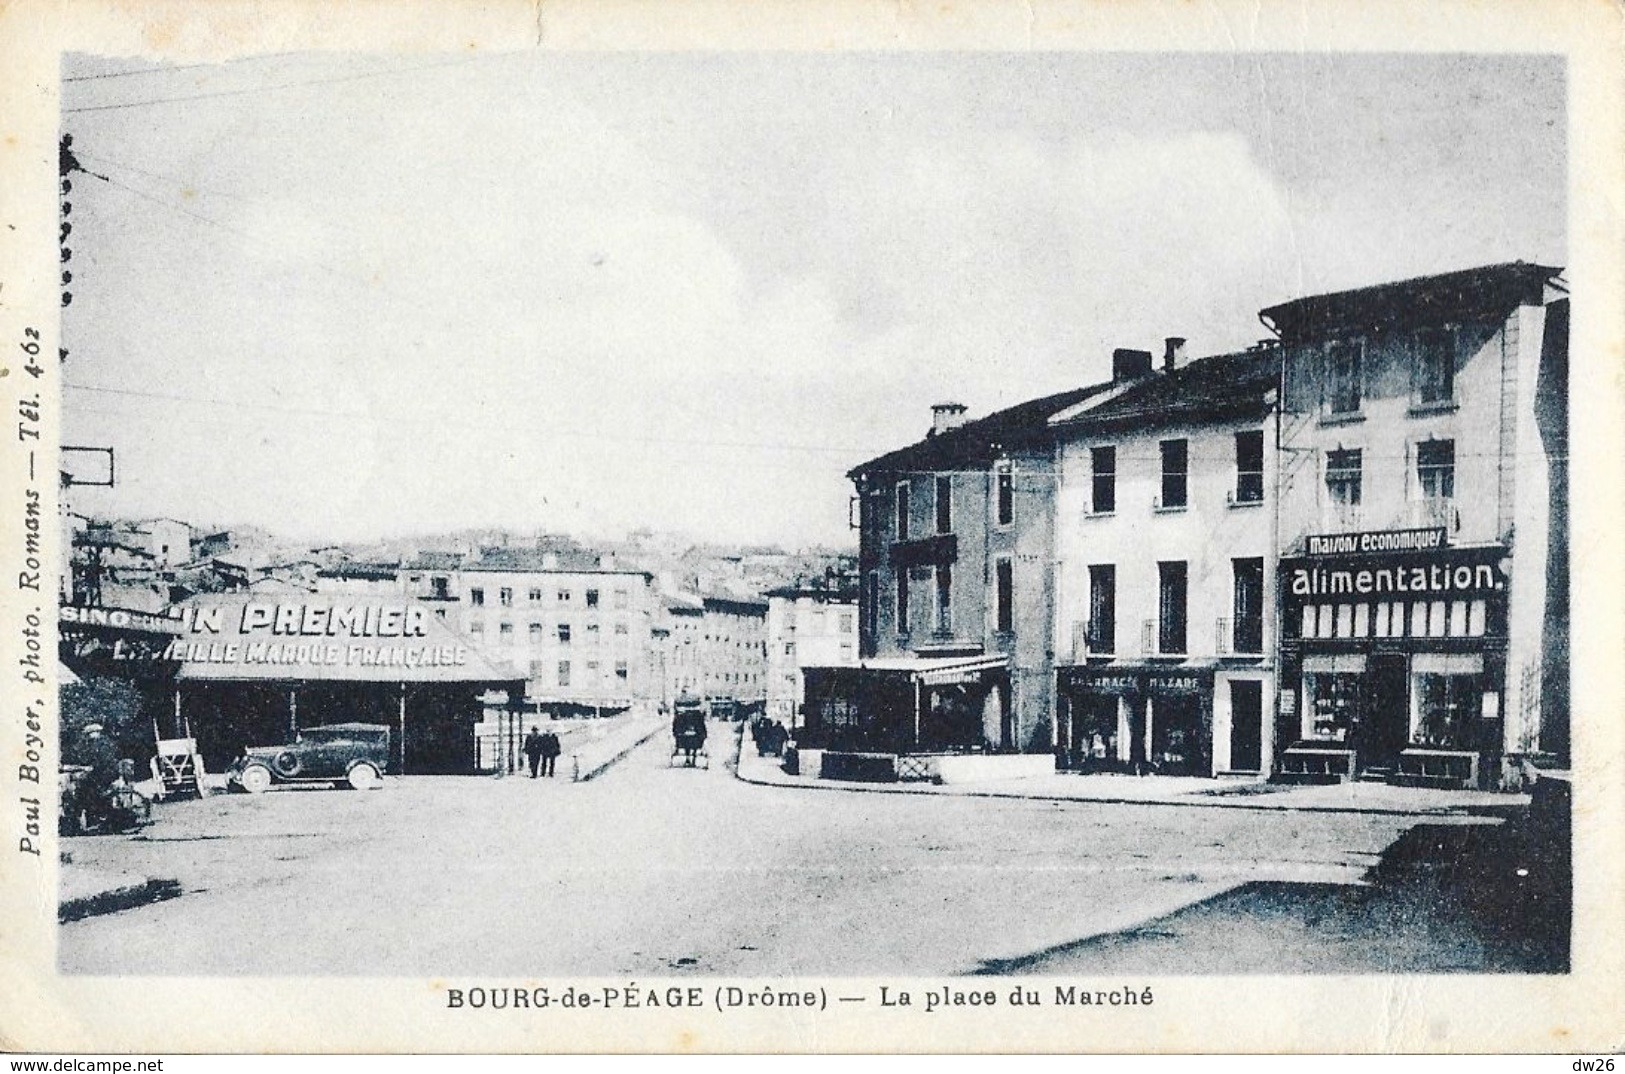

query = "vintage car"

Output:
[[229, 722, 390, 793]]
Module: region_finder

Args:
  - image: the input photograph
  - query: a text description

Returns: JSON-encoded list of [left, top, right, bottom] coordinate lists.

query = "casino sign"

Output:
[[59, 603, 187, 679]]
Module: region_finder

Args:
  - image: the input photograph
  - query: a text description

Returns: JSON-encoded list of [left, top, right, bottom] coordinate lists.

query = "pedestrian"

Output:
[[523, 725, 545, 779], [540, 727, 561, 777]]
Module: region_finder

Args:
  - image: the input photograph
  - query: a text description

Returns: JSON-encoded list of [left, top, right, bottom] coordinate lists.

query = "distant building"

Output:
[[697, 594, 768, 713], [764, 578, 858, 727], [1263, 262, 1568, 788], [133, 518, 193, 568]]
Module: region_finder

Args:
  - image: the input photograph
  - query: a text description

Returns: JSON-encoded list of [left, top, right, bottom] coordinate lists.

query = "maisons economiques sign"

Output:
[[1304, 527, 1447, 557]]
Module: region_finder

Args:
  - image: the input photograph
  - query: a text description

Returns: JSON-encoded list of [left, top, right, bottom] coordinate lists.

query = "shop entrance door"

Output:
[[1359, 654, 1409, 771], [1228, 680, 1263, 772]]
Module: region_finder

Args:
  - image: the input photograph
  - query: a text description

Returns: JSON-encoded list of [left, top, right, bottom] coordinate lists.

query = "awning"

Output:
[[808, 654, 1009, 687], [171, 594, 521, 684]]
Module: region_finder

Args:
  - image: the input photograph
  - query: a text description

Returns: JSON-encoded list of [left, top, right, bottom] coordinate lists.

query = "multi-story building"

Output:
[[451, 548, 658, 716], [696, 594, 768, 714], [764, 577, 858, 727], [806, 387, 1117, 757], [1263, 262, 1568, 788], [1050, 344, 1280, 777], [660, 592, 705, 703]]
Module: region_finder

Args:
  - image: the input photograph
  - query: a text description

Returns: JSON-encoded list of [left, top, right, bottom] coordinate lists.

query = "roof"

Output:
[[702, 594, 768, 616], [848, 382, 1118, 479], [317, 563, 400, 580], [1258, 261, 1564, 342], [402, 550, 467, 571], [462, 547, 647, 577], [1049, 349, 1277, 437], [805, 653, 1009, 683], [763, 584, 859, 602]]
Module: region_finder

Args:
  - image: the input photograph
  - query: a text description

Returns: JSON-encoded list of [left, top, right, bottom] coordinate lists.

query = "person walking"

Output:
[[539, 728, 561, 778], [523, 726, 545, 779]]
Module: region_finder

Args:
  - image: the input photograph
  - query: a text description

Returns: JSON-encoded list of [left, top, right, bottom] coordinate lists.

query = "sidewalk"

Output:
[[734, 745, 1527, 816]]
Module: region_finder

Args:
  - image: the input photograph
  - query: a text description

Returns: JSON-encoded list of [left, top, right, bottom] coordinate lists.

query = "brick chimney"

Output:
[[1112, 348, 1153, 381], [931, 402, 969, 436], [1163, 336, 1187, 371]]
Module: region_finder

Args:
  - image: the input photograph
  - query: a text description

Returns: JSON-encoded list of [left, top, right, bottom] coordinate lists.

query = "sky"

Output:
[[58, 51, 1565, 548]]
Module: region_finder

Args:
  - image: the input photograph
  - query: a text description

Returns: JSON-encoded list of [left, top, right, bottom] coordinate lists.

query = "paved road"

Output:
[[60, 728, 1487, 976]]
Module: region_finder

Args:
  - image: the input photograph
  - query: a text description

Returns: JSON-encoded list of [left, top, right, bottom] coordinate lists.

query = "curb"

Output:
[[59, 877, 184, 923], [731, 755, 1501, 819]]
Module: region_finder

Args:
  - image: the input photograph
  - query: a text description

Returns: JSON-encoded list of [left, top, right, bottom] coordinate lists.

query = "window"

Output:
[[1090, 447, 1116, 513], [1235, 430, 1264, 504], [896, 572, 910, 634], [1415, 327, 1455, 406], [614, 622, 628, 636], [499, 587, 513, 607], [470, 587, 485, 607], [557, 624, 572, 644], [615, 589, 628, 609], [527, 587, 543, 602], [1087, 564, 1115, 654], [434, 608, 446, 620], [1158, 561, 1187, 654], [586, 588, 599, 607], [557, 589, 572, 603], [934, 564, 953, 633], [1417, 439, 1455, 501], [498, 621, 513, 638], [996, 466, 1014, 526], [935, 475, 952, 534], [1306, 673, 1360, 741], [1160, 439, 1188, 509], [1326, 448, 1363, 508], [615, 660, 629, 681], [431, 576, 451, 599], [1327, 340, 1363, 415], [1232, 558, 1264, 654], [1412, 673, 1479, 748], [864, 572, 879, 645], [895, 481, 911, 540], [469, 620, 484, 634], [529, 622, 543, 640], [585, 623, 600, 643], [839, 612, 855, 634], [994, 559, 1013, 634], [557, 660, 571, 687]]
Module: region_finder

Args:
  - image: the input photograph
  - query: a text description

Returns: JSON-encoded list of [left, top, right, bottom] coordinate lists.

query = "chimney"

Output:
[[930, 402, 969, 436], [1163, 336, 1187, 371], [1112, 348, 1154, 381]]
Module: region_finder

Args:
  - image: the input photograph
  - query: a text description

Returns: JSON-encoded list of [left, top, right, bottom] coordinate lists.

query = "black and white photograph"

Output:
[[4, 0, 1623, 1056]]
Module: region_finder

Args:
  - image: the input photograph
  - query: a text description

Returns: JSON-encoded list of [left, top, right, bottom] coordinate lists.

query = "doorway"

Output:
[[1228, 679, 1263, 772], [1359, 654, 1410, 770]]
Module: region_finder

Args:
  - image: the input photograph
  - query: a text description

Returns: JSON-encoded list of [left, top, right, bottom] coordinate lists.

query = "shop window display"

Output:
[[1413, 673, 1480, 749], [1306, 672, 1361, 741]]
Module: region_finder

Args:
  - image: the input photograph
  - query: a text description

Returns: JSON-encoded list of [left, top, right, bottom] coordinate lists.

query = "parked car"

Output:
[[229, 723, 390, 793]]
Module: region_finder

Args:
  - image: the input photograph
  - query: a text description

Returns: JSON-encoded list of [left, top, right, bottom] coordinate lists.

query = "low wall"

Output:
[[934, 752, 1055, 784]]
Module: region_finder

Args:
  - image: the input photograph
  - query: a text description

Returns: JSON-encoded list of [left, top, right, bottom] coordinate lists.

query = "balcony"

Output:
[[1215, 617, 1263, 656], [888, 533, 958, 570], [1142, 618, 1186, 657]]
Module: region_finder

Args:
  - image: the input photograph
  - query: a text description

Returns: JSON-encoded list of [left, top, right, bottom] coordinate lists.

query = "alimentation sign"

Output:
[[1281, 544, 1506, 608]]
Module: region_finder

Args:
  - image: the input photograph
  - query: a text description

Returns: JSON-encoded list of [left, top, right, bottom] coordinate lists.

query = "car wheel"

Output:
[[238, 764, 274, 794], [346, 762, 381, 791], [271, 751, 302, 778]]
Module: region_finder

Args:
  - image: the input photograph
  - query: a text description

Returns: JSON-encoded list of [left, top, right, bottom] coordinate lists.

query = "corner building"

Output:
[[1263, 262, 1568, 789]]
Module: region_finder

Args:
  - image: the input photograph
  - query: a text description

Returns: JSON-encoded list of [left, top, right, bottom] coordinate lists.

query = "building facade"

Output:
[[764, 579, 858, 727], [1263, 262, 1568, 789], [695, 595, 768, 714], [1051, 345, 1280, 777]]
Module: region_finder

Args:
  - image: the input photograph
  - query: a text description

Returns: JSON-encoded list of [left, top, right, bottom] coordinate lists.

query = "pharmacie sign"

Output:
[[1060, 666, 1212, 696], [1283, 545, 1506, 604], [1304, 527, 1447, 557]]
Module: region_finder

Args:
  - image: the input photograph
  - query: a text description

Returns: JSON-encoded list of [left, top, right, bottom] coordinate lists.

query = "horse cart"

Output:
[[669, 699, 710, 769]]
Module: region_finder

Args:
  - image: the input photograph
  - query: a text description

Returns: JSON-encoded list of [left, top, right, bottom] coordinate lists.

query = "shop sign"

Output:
[[1284, 549, 1505, 602], [1060, 666, 1212, 695], [60, 604, 185, 634], [1304, 527, 1446, 557]]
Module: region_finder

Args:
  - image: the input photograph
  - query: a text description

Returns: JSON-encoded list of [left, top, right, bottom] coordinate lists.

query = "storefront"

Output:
[[1054, 664, 1224, 776], [166, 595, 523, 775], [799, 655, 1009, 755], [1277, 536, 1508, 787]]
